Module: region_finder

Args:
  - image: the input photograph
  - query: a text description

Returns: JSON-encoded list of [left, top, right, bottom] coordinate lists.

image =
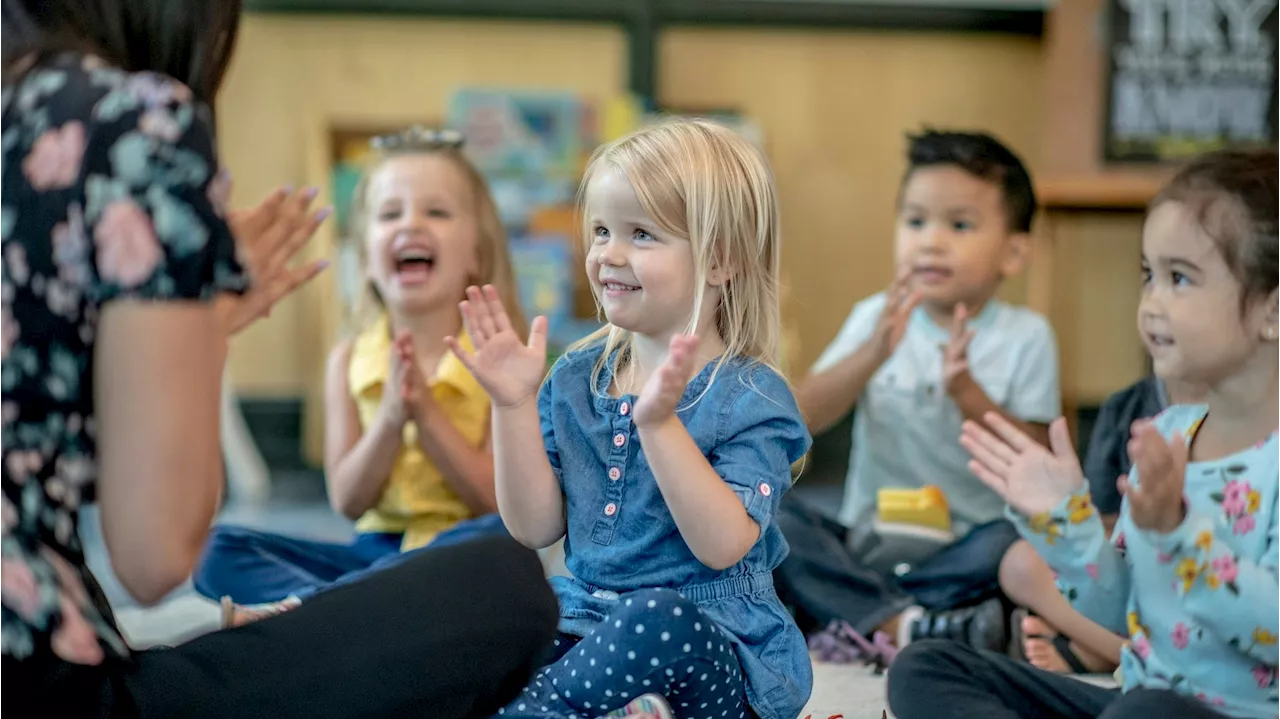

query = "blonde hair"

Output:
[[346, 147, 527, 339], [569, 118, 783, 390]]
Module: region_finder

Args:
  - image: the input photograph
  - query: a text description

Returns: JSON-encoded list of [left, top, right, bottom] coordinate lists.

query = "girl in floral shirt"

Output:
[[889, 148, 1278, 719]]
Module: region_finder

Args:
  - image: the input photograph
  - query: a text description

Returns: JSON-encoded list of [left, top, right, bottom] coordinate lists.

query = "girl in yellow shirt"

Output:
[[194, 129, 526, 617]]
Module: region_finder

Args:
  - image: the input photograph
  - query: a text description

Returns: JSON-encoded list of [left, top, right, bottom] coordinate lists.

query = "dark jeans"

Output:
[[193, 513, 511, 605], [888, 640, 1229, 719], [773, 496, 1019, 635], [4, 537, 558, 719]]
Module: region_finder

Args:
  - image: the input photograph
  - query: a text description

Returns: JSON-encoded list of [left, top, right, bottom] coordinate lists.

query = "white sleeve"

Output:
[[1006, 313, 1062, 423], [809, 294, 885, 375]]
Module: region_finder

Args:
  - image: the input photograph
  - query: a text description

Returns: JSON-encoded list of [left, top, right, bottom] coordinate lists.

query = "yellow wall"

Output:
[[659, 29, 1044, 373], [219, 16, 1148, 459], [219, 14, 627, 396]]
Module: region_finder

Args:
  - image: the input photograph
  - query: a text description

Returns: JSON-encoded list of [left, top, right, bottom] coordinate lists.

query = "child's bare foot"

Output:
[[220, 595, 301, 629], [1022, 616, 1115, 674]]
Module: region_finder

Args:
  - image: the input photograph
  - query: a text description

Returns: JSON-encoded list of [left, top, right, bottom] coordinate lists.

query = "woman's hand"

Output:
[[222, 185, 330, 336]]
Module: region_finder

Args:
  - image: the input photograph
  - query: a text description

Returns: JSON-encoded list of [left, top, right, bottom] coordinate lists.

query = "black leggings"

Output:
[[888, 640, 1231, 719], [4, 537, 559, 719]]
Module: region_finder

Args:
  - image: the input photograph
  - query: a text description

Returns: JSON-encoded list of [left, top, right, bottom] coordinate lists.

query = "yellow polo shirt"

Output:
[[347, 315, 490, 550]]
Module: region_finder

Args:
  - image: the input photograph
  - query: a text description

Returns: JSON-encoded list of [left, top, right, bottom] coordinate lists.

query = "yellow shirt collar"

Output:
[[349, 314, 483, 399]]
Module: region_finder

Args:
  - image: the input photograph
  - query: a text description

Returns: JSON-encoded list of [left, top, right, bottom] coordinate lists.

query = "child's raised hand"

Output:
[[448, 285, 548, 409], [870, 267, 921, 361], [633, 334, 698, 428], [1119, 423, 1188, 533], [960, 413, 1085, 517], [941, 303, 975, 392]]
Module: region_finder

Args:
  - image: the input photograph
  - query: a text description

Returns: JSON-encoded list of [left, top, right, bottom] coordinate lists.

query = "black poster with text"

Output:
[[1105, 0, 1279, 163]]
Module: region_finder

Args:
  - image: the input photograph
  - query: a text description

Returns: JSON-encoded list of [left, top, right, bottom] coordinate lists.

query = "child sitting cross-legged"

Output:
[[779, 130, 1060, 657]]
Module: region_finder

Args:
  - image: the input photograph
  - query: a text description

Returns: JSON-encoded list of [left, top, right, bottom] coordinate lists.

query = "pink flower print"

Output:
[[5, 242, 30, 285], [1086, 563, 1100, 580], [50, 595, 104, 666], [1221, 480, 1249, 517], [1, 496, 16, 532], [1253, 664, 1275, 688], [1132, 635, 1152, 659], [1211, 555, 1239, 584], [138, 107, 181, 142], [1156, 551, 1174, 564], [22, 121, 86, 190], [4, 449, 43, 483], [207, 169, 231, 218], [94, 200, 161, 288], [1, 557, 41, 621], [1171, 622, 1191, 650], [1, 304, 17, 360], [1233, 514, 1257, 536], [1114, 532, 1127, 551]]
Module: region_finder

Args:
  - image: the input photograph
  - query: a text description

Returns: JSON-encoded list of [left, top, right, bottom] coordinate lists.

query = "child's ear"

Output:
[[1261, 288, 1279, 342], [707, 251, 736, 288], [1000, 232, 1031, 277]]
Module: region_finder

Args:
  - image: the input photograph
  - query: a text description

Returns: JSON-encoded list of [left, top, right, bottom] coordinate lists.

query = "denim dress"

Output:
[[538, 344, 814, 719]]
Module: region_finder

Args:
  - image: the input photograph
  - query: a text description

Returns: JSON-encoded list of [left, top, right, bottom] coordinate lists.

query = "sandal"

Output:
[[220, 595, 300, 629], [1012, 608, 1094, 675]]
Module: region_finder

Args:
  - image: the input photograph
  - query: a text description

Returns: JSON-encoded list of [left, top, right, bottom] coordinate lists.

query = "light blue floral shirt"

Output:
[[1012, 405, 1278, 718]]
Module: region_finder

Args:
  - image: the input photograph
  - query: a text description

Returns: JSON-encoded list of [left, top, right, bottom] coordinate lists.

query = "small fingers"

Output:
[[959, 431, 1012, 479], [482, 285, 513, 334], [967, 459, 1010, 500], [526, 315, 549, 353], [465, 286, 498, 340]]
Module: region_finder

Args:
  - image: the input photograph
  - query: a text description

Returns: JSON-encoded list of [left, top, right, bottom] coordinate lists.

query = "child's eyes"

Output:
[[633, 229, 654, 242], [1140, 266, 1153, 285], [592, 226, 609, 242], [1172, 271, 1191, 287], [905, 217, 926, 229], [952, 220, 974, 232], [378, 209, 401, 222], [427, 208, 451, 219]]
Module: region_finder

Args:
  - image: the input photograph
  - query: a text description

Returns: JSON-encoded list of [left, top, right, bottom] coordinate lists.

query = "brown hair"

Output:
[[1152, 148, 1279, 307], [346, 147, 527, 339]]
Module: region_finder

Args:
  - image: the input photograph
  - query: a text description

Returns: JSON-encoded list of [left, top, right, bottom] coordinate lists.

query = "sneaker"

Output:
[[598, 693, 675, 719], [908, 596, 1008, 652]]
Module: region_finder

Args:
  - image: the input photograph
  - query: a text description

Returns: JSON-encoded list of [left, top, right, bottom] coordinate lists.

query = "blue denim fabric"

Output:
[[193, 514, 511, 604], [538, 344, 813, 719]]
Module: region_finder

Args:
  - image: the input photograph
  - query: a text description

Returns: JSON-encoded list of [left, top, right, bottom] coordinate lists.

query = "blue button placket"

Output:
[[591, 396, 633, 545]]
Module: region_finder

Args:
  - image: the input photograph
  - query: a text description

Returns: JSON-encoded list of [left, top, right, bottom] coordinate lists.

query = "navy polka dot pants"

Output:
[[495, 589, 751, 719]]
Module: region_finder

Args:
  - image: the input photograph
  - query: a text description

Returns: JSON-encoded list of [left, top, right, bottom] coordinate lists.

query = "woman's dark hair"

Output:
[[2, 0, 242, 105], [1153, 148, 1279, 307]]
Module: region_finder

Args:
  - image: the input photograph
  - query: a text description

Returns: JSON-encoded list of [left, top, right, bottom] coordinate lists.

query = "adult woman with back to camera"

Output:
[[1, 1, 557, 716]]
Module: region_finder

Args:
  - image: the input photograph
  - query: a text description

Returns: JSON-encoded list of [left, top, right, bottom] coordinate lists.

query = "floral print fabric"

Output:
[[1012, 404, 1279, 718], [1, 54, 246, 665]]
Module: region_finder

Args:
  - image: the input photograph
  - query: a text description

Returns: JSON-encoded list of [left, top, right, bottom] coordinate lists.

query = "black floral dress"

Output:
[[1, 53, 246, 666]]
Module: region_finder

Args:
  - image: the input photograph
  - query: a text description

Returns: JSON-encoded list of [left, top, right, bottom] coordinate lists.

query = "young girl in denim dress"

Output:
[[449, 120, 813, 719]]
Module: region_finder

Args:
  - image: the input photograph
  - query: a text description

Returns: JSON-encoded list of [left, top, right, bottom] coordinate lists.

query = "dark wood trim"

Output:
[[245, 0, 632, 22], [653, 1, 1042, 35], [244, 0, 1046, 98]]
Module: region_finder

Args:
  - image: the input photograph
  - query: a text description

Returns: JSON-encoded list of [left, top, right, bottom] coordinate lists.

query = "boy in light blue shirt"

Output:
[[777, 130, 1060, 654]]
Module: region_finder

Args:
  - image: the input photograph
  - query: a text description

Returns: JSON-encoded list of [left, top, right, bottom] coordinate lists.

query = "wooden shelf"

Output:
[[1039, 172, 1170, 211]]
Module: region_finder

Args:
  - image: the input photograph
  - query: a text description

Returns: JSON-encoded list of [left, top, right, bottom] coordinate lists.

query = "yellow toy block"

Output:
[[877, 485, 952, 533]]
